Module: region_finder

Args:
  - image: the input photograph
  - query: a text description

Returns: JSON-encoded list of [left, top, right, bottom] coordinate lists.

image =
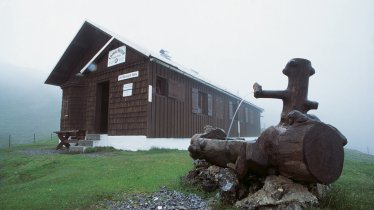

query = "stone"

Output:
[[182, 161, 218, 192], [235, 175, 318, 209], [207, 165, 221, 176], [308, 183, 331, 200], [193, 159, 211, 168], [217, 168, 239, 204]]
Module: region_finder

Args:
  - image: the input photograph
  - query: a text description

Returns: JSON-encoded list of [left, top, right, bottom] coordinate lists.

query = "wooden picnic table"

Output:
[[55, 130, 86, 150]]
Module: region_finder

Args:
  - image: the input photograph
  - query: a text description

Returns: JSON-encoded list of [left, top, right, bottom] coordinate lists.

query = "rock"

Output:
[[308, 183, 331, 200], [207, 165, 221, 175], [235, 175, 318, 209], [182, 161, 219, 192], [193, 159, 211, 168], [183, 162, 243, 203], [184, 162, 322, 209], [185, 164, 248, 204], [246, 173, 265, 194], [217, 168, 239, 204]]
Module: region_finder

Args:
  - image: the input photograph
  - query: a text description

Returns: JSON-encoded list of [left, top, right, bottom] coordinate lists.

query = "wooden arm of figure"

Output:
[[253, 82, 288, 100], [304, 100, 319, 111]]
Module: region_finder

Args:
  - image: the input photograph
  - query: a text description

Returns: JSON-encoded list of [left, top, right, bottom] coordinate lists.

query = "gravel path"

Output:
[[92, 187, 212, 210], [22, 149, 61, 155], [21, 149, 113, 157]]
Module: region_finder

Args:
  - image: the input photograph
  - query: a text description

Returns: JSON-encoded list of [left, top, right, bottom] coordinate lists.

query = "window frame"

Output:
[[156, 76, 168, 96]]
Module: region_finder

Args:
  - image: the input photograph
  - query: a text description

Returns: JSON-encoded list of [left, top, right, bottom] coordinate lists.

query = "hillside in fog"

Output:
[[0, 63, 61, 146]]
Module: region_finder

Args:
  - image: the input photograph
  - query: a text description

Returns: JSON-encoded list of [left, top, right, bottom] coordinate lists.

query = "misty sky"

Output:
[[0, 0, 373, 152]]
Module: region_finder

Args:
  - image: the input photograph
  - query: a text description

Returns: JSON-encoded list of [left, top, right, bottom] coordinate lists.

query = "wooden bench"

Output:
[[55, 130, 86, 150]]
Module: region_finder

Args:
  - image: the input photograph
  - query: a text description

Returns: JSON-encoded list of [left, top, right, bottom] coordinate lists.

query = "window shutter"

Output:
[[229, 101, 233, 119], [245, 107, 249, 123], [208, 94, 213, 116], [192, 88, 199, 113], [250, 109, 254, 124]]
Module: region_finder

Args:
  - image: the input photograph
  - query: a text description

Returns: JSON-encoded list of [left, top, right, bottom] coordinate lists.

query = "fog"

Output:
[[0, 0, 373, 152], [0, 63, 60, 146]]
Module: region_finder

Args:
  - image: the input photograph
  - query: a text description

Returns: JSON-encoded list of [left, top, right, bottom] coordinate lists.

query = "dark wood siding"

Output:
[[147, 61, 262, 138], [60, 82, 87, 131], [51, 22, 263, 139], [61, 40, 149, 135]]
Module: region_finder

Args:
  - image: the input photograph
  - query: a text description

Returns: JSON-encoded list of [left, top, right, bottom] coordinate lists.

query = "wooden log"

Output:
[[257, 113, 347, 184], [188, 110, 347, 184], [188, 134, 268, 179]]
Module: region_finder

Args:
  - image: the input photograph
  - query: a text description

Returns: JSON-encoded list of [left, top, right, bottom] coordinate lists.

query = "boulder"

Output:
[[235, 175, 318, 210]]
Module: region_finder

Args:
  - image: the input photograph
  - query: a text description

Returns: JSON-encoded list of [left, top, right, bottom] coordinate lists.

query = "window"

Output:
[[168, 79, 185, 101], [192, 88, 212, 116], [156, 77, 168, 96], [198, 91, 207, 114]]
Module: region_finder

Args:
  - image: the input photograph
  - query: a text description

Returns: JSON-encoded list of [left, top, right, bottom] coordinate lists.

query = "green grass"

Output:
[[0, 140, 193, 209], [0, 141, 373, 210], [318, 149, 374, 210]]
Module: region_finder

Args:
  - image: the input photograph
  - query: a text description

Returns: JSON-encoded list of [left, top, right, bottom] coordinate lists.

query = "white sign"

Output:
[[108, 46, 126, 67], [123, 83, 133, 97], [118, 71, 139, 81], [148, 85, 152, 102]]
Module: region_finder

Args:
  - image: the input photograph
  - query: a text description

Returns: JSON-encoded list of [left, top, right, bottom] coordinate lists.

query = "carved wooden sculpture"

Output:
[[188, 58, 347, 184], [254, 58, 318, 124]]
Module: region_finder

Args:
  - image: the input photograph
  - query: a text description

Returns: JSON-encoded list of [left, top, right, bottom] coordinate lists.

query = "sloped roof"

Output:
[[45, 20, 263, 112], [45, 21, 112, 85]]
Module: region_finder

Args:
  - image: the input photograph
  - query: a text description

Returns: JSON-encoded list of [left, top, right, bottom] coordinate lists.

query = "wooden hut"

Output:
[[45, 21, 263, 150]]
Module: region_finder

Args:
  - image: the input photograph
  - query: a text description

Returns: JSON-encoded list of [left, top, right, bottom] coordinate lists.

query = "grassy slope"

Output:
[[322, 149, 374, 209], [0, 141, 373, 210], [0, 141, 192, 209]]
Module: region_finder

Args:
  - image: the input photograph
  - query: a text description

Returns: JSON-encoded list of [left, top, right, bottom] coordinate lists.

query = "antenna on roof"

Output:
[[159, 49, 171, 60]]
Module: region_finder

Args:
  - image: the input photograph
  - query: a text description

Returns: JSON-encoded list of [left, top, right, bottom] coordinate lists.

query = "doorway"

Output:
[[96, 81, 109, 133]]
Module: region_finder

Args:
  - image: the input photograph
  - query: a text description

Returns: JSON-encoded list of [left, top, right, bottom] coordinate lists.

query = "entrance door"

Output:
[[96, 81, 110, 133]]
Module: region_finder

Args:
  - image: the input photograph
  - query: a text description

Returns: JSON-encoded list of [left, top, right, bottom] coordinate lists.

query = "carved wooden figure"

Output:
[[253, 58, 318, 124], [188, 58, 347, 185]]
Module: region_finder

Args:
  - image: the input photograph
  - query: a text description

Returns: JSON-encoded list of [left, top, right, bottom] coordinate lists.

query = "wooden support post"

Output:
[[34, 133, 35, 144], [9, 135, 11, 148]]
